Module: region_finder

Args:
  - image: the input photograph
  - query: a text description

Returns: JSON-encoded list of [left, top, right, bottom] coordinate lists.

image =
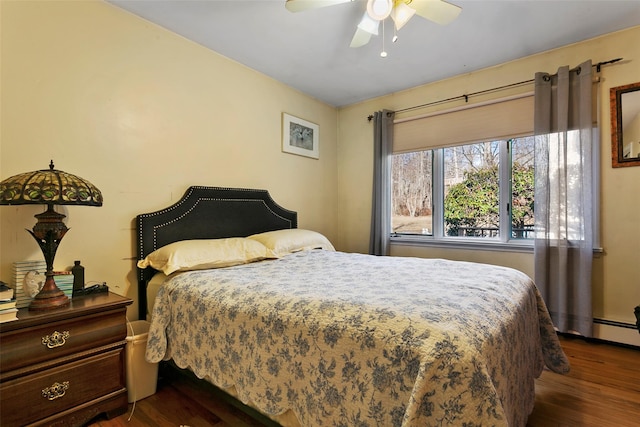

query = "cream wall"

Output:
[[337, 26, 640, 344], [0, 0, 338, 320]]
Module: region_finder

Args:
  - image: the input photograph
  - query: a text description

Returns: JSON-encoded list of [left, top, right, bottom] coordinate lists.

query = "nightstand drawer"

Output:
[[0, 346, 125, 427], [0, 308, 126, 374]]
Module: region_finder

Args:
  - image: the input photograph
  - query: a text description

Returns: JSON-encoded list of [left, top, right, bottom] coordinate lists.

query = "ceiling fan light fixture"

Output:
[[350, 26, 374, 47], [357, 12, 380, 35], [366, 0, 393, 21], [391, 2, 416, 30]]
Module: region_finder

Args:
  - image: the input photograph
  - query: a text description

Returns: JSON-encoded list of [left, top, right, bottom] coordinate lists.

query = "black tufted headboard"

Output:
[[135, 186, 297, 318]]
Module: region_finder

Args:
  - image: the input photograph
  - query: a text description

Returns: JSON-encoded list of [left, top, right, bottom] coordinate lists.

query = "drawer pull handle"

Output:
[[42, 330, 70, 348], [42, 381, 69, 400]]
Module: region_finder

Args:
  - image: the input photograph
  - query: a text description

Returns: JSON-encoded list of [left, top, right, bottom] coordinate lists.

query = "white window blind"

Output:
[[393, 94, 534, 153]]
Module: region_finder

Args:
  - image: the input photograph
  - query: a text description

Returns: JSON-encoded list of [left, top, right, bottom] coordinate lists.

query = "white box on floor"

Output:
[[125, 320, 158, 403]]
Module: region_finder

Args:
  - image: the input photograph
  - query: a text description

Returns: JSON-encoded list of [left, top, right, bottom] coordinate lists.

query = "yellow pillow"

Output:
[[247, 229, 335, 257], [137, 238, 275, 275]]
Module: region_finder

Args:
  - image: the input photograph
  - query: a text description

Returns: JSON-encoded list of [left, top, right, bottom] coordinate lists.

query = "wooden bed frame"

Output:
[[136, 186, 297, 319]]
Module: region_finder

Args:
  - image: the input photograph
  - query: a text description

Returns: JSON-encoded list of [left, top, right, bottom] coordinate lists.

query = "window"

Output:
[[389, 92, 599, 250], [391, 136, 535, 245]]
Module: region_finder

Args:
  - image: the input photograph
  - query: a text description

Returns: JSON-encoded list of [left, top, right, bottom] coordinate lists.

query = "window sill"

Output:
[[390, 235, 534, 253], [390, 235, 604, 254]]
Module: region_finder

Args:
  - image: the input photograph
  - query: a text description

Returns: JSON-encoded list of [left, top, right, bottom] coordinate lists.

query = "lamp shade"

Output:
[[0, 160, 103, 206], [357, 12, 380, 35]]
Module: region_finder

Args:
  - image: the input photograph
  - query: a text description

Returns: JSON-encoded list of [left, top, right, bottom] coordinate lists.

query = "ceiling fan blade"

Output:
[[285, 0, 353, 13], [410, 0, 461, 25], [350, 27, 374, 48]]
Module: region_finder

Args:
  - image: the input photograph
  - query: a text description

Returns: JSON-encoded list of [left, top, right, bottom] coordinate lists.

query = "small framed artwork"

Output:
[[282, 113, 319, 159]]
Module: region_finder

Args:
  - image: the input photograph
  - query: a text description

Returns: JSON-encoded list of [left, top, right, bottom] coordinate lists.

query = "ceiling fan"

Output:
[[285, 0, 462, 50]]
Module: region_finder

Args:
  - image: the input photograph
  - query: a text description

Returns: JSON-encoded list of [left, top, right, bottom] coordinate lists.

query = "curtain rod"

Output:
[[367, 57, 622, 121]]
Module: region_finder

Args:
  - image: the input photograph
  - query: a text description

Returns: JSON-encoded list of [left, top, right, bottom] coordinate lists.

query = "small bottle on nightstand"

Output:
[[72, 260, 85, 296]]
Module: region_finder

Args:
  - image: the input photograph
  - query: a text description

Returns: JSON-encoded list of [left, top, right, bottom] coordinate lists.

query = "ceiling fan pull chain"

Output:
[[381, 19, 388, 57]]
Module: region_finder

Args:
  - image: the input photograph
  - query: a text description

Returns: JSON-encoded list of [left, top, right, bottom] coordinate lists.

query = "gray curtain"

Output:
[[369, 110, 395, 256], [533, 60, 594, 336]]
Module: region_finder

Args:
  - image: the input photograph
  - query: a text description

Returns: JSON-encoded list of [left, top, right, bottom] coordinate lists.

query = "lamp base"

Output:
[[26, 204, 71, 311], [29, 273, 70, 311]]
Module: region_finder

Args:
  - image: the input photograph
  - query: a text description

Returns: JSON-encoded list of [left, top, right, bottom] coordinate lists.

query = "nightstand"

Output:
[[0, 292, 132, 426]]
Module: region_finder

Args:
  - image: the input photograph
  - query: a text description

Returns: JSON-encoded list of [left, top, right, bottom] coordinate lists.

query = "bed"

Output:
[[136, 185, 570, 427]]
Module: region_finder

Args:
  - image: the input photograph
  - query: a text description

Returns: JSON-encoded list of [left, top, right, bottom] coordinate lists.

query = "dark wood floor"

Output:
[[526, 335, 640, 427], [88, 335, 640, 427]]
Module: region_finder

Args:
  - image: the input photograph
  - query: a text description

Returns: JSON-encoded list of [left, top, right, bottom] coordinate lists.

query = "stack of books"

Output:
[[0, 281, 17, 323], [12, 261, 75, 310]]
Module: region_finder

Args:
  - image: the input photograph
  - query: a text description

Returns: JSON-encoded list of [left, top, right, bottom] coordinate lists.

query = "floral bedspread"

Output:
[[146, 250, 569, 426]]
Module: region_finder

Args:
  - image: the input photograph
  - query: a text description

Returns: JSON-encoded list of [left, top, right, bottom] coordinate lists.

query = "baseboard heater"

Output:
[[593, 318, 637, 329], [593, 317, 638, 331], [589, 317, 640, 348]]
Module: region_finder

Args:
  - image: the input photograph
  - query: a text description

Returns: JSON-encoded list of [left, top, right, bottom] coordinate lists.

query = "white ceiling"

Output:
[[107, 0, 640, 107]]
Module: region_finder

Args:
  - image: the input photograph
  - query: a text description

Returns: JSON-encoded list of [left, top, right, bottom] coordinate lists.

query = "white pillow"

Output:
[[247, 228, 335, 257], [137, 238, 276, 275]]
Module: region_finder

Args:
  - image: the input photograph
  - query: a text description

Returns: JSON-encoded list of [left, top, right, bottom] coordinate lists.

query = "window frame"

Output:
[[390, 131, 601, 253], [390, 138, 535, 253]]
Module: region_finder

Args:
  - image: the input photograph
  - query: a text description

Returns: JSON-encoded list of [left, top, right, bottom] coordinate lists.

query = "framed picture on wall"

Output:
[[282, 113, 319, 159]]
